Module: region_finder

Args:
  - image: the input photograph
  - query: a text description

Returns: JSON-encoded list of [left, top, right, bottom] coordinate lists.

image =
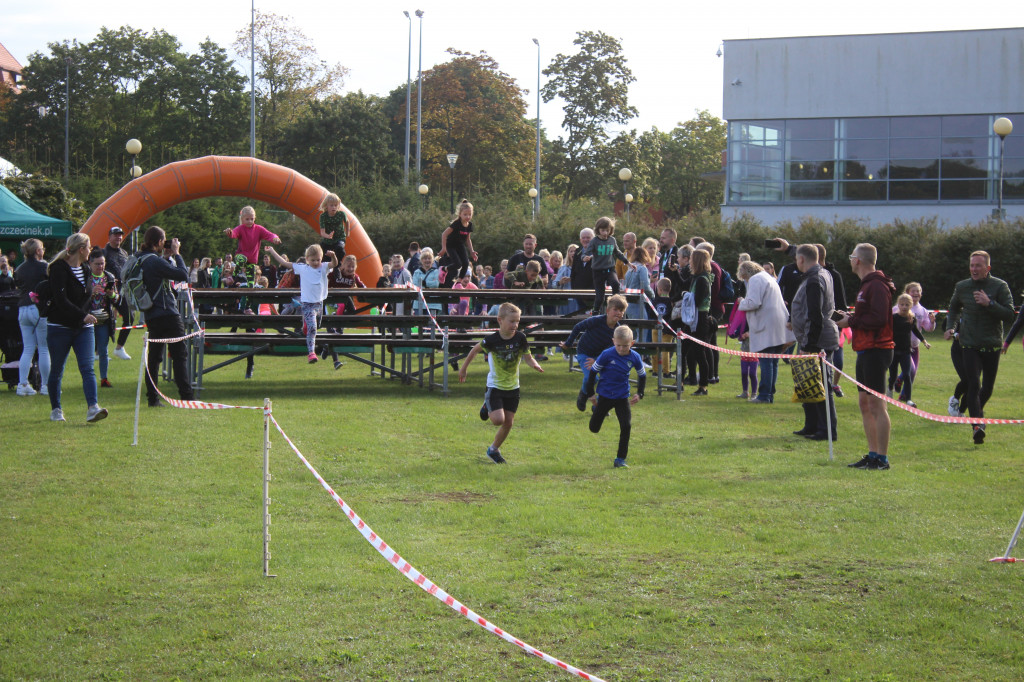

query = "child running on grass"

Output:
[[560, 294, 628, 411], [458, 302, 544, 463], [265, 244, 337, 363], [584, 325, 646, 468]]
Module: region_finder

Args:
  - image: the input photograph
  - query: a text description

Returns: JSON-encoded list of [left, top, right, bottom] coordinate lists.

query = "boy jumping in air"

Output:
[[584, 325, 646, 468], [459, 302, 544, 463]]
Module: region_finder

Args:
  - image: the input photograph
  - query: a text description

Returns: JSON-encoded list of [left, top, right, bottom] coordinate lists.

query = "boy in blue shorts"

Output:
[[584, 325, 647, 468], [459, 302, 544, 463]]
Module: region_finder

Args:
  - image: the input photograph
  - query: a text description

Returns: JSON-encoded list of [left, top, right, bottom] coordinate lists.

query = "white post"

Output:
[[132, 333, 148, 446], [263, 398, 276, 577], [822, 354, 833, 462]]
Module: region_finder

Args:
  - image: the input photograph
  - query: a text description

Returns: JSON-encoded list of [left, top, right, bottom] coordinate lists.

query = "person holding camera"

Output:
[[139, 226, 194, 407]]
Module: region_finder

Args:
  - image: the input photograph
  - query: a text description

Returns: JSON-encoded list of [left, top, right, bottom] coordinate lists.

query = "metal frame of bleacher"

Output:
[[180, 288, 685, 398]]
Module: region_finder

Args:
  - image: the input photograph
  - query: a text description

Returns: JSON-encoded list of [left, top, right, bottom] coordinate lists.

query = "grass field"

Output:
[[2, 332, 1023, 681]]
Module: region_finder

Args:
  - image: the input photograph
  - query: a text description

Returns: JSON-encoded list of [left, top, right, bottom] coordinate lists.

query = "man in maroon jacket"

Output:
[[836, 243, 896, 471]]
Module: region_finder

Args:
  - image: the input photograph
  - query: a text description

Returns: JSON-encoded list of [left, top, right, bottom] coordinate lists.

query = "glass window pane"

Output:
[[1001, 158, 1024, 178], [941, 180, 988, 200], [786, 119, 834, 140], [890, 137, 940, 159], [841, 160, 887, 180], [941, 115, 990, 137], [786, 182, 834, 200], [731, 162, 784, 183], [843, 139, 888, 159], [1004, 177, 1024, 198], [730, 183, 782, 202], [1002, 136, 1024, 157], [789, 160, 834, 180], [941, 158, 989, 179], [942, 137, 990, 158], [788, 140, 834, 160], [891, 117, 941, 138], [888, 160, 939, 180], [842, 118, 888, 139], [889, 180, 938, 200], [840, 181, 887, 201]]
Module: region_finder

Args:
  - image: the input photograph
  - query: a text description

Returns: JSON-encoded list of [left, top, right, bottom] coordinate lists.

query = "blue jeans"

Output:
[[757, 344, 785, 402], [577, 352, 596, 392], [95, 321, 112, 380], [47, 322, 98, 410], [18, 305, 50, 387]]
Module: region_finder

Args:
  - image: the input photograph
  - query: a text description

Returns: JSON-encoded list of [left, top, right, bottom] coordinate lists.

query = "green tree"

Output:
[[541, 31, 637, 203], [275, 91, 401, 187], [416, 50, 535, 198], [655, 110, 727, 217], [2, 174, 88, 227], [233, 11, 349, 159]]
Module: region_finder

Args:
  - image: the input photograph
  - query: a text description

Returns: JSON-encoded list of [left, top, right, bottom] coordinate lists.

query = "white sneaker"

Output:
[[16, 383, 36, 396], [947, 396, 960, 417], [86, 404, 108, 423], [114, 347, 132, 360], [50, 408, 65, 422]]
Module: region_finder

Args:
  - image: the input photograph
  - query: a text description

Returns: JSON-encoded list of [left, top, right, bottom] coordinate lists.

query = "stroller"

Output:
[[0, 290, 40, 391]]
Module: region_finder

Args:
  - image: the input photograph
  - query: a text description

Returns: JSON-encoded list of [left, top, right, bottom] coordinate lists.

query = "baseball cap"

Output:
[[109, 227, 124, 235]]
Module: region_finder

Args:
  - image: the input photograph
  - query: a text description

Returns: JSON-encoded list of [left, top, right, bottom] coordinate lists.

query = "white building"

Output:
[[721, 28, 1024, 226]]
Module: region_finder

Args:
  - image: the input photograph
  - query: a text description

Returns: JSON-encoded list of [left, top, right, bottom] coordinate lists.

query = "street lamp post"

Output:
[[446, 153, 458, 214], [418, 183, 429, 211], [528, 188, 538, 221], [994, 117, 1014, 221], [64, 57, 70, 179], [403, 11, 412, 185], [415, 10, 424, 178], [618, 168, 633, 222], [125, 138, 143, 251], [532, 38, 541, 219]]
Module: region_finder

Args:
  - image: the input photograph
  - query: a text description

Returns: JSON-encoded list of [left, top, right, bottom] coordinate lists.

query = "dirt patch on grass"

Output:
[[398, 491, 494, 504]]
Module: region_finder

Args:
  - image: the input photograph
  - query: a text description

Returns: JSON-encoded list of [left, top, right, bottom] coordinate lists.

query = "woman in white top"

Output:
[[737, 261, 792, 403]]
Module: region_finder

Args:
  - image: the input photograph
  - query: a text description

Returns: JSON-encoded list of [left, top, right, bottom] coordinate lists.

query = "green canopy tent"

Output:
[[0, 183, 74, 240]]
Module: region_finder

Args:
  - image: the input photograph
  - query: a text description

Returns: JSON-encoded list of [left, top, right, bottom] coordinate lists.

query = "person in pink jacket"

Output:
[[892, 282, 936, 394], [223, 206, 281, 265]]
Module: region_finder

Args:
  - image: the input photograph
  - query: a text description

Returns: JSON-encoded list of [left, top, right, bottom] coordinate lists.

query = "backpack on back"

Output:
[[719, 268, 736, 302], [121, 252, 158, 311]]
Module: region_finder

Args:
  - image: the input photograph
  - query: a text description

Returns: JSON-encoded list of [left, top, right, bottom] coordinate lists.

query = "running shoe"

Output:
[[480, 403, 489, 421], [307, 352, 318, 363], [114, 347, 131, 360], [50, 408, 65, 422], [16, 383, 36, 396], [86, 405, 108, 423], [486, 446, 506, 463], [973, 425, 986, 445], [947, 396, 960, 417], [613, 458, 629, 468], [100, 378, 113, 388], [847, 455, 872, 469]]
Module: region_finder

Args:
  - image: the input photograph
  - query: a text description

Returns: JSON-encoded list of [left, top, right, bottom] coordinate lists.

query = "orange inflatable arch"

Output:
[[81, 156, 382, 286]]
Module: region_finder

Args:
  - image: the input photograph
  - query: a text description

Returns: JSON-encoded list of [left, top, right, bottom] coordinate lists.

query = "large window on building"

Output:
[[726, 114, 1024, 204]]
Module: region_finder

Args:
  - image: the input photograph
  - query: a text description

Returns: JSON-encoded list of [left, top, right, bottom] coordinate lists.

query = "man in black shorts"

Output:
[[836, 243, 896, 470]]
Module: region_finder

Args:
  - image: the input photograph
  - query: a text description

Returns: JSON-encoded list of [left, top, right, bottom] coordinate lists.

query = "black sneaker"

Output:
[[973, 425, 986, 444], [832, 385, 845, 398], [480, 403, 489, 421], [486, 446, 506, 463], [245, 367, 253, 379], [847, 455, 872, 469], [866, 457, 890, 470], [576, 391, 588, 412], [334, 360, 344, 370], [692, 387, 708, 396]]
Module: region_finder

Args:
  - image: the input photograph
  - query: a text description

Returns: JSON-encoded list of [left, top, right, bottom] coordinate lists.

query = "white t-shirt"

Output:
[[291, 262, 331, 303]]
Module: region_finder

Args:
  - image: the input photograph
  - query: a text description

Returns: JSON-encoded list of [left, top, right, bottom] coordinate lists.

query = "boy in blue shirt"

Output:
[[560, 294, 628, 411], [584, 325, 647, 468]]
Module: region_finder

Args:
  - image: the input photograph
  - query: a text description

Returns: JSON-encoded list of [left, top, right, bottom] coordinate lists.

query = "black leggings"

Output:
[[591, 268, 619, 313], [115, 296, 133, 346], [950, 337, 967, 401], [590, 395, 632, 459], [443, 243, 471, 282], [961, 347, 1000, 418]]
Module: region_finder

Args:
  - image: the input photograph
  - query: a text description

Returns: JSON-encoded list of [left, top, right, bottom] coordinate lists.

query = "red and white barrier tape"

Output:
[[821, 358, 1024, 426], [640, 293, 816, 361], [413, 286, 449, 338], [142, 338, 260, 410], [268, 413, 606, 682], [113, 323, 147, 331], [148, 329, 206, 345]]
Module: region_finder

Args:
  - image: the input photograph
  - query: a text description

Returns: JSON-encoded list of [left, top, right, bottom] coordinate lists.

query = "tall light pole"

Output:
[[64, 57, 70, 179], [532, 38, 541, 219], [446, 153, 458, 214], [415, 10, 424, 178], [619, 168, 633, 222], [994, 117, 1013, 221], [403, 11, 412, 186], [250, 0, 256, 157], [418, 183, 429, 211], [528, 188, 538, 221], [126, 139, 143, 252]]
